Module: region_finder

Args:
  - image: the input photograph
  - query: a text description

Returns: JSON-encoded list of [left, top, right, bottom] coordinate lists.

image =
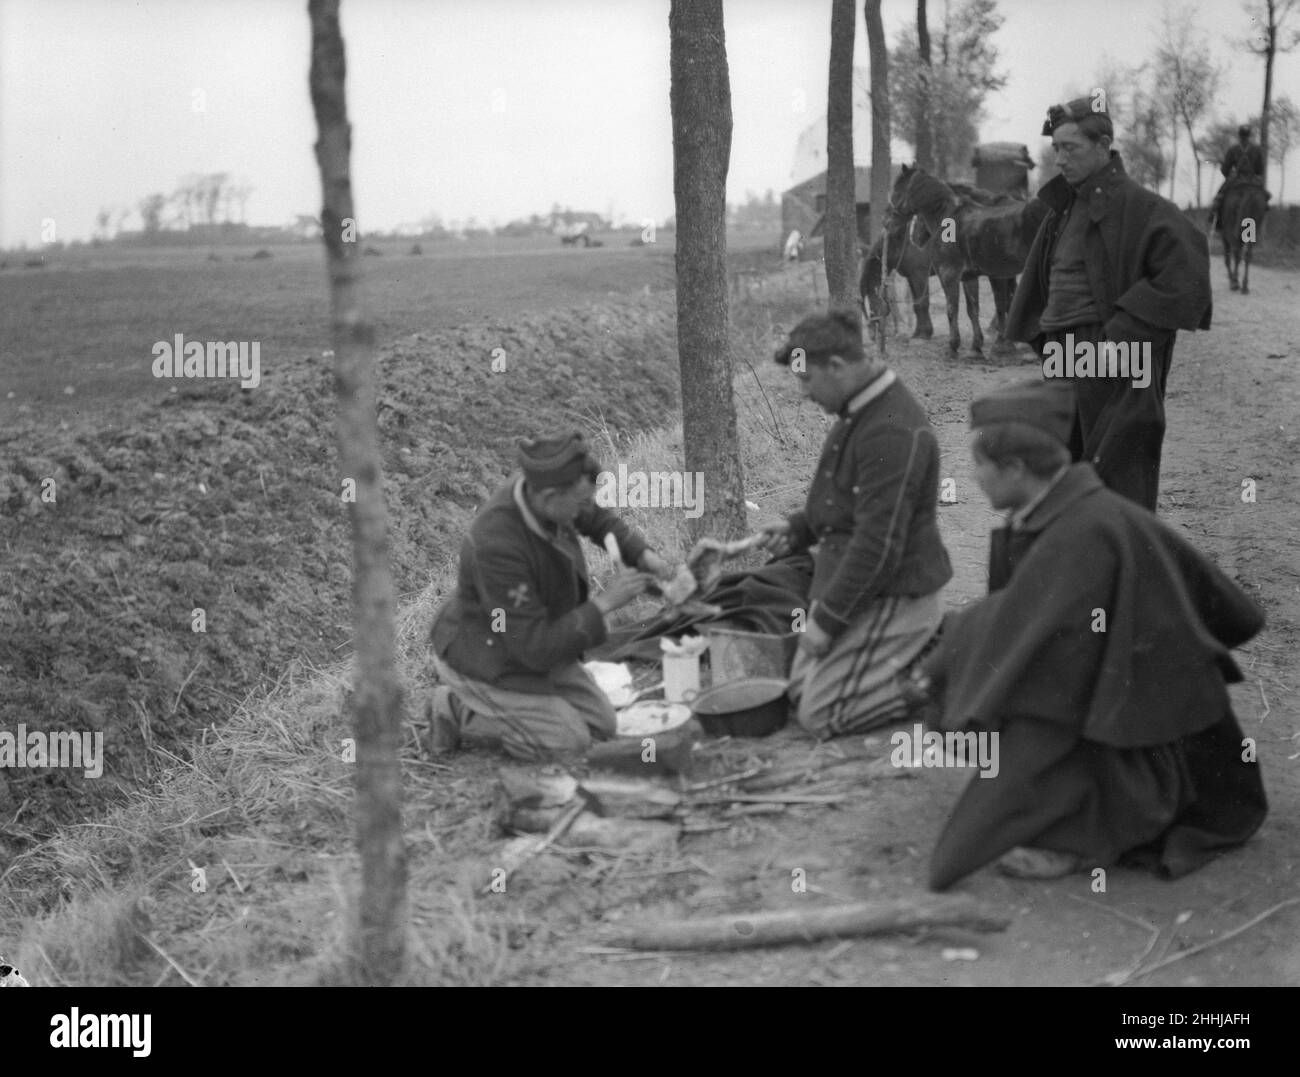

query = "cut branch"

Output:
[[602, 896, 1011, 952]]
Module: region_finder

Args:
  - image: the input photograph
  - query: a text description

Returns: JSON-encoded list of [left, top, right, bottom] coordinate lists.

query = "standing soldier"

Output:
[[1005, 95, 1212, 512]]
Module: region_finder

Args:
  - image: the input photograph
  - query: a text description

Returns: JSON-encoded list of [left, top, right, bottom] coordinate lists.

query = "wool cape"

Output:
[[1005, 152, 1212, 351], [928, 465, 1267, 890]]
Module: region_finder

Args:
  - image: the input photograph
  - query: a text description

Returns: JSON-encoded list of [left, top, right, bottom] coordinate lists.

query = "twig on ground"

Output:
[[1258, 680, 1270, 721], [739, 354, 786, 446], [1127, 897, 1300, 981], [222, 858, 246, 895], [1066, 894, 1163, 987], [690, 792, 847, 807], [601, 895, 1011, 952], [483, 798, 585, 894], [684, 766, 768, 793], [170, 657, 204, 716], [138, 933, 201, 987], [807, 882, 856, 902]]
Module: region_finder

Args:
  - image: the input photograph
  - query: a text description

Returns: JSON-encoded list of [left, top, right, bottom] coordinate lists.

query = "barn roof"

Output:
[[972, 142, 1035, 169], [783, 165, 901, 201]]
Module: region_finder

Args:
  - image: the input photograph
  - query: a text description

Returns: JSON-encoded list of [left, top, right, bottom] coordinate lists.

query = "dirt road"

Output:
[[514, 264, 1300, 987]]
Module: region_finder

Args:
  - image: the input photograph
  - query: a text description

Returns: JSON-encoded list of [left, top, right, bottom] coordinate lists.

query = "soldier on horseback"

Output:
[[1209, 125, 1269, 231]]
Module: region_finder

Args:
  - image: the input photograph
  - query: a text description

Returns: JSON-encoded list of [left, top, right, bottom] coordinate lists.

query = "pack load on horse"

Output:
[[1210, 125, 1270, 294], [972, 142, 1036, 199], [883, 163, 1049, 357], [861, 144, 1038, 350]]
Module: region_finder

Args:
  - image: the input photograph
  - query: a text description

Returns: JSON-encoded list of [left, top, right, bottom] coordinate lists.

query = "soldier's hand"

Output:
[[758, 519, 795, 558], [638, 549, 675, 581], [593, 571, 654, 615]]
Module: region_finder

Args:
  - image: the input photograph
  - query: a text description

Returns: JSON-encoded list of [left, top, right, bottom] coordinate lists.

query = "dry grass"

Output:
[[0, 265, 834, 987]]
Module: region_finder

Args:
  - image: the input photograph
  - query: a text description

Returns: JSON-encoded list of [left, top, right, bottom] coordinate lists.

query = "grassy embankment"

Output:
[[0, 266, 830, 986]]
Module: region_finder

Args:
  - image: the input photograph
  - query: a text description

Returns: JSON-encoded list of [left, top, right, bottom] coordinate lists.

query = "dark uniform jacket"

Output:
[[1222, 142, 1265, 179], [786, 370, 952, 637], [430, 478, 648, 693], [927, 463, 1268, 890], [1005, 153, 1212, 354], [938, 464, 1263, 747]]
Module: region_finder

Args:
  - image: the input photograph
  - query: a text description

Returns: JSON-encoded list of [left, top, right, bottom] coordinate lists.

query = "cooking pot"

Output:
[[690, 677, 790, 738]]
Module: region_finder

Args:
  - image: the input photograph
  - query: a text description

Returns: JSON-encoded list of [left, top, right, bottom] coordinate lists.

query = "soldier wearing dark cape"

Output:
[[914, 381, 1268, 890]]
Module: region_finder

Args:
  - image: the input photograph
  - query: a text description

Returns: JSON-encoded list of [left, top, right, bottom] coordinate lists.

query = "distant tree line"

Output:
[[94, 173, 255, 241], [1046, 5, 1300, 205]]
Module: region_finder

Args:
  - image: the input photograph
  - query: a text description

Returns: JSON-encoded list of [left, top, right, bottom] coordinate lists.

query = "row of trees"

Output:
[[1049, 5, 1300, 206], [96, 173, 254, 240], [840, 0, 1300, 226], [890, 0, 1005, 181]]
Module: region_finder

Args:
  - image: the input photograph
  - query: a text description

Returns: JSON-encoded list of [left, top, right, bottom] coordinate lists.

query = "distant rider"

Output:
[[1209, 125, 1268, 231]]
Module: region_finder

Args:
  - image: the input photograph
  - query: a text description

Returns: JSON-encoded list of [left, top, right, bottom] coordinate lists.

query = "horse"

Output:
[[860, 184, 1023, 343], [859, 212, 935, 341], [1219, 180, 1268, 294], [888, 164, 1049, 357]]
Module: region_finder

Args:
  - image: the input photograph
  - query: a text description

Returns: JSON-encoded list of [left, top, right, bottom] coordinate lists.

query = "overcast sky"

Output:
[[1, 0, 1292, 247]]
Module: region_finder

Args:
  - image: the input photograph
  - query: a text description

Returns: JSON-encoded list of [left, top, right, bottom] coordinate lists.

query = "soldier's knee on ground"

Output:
[[500, 712, 594, 761], [793, 693, 833, 739]]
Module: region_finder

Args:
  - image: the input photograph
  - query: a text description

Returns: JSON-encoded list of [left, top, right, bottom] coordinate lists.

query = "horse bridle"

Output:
[[889, 170, 921, 218]]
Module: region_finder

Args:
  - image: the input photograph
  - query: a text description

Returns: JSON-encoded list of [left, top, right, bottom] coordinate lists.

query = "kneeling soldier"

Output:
[[764, 307, 952, 738], [427, 432, 675, 761], [919, 380, 1268, 889]]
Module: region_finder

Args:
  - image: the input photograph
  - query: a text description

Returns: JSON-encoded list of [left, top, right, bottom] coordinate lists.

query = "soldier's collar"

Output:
[[840, 367, 896, 418], [514, 477, 555, 540], [1008, 464, 1070, 531]]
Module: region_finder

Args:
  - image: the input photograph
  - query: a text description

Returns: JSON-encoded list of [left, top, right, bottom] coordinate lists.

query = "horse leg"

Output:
[[941, 270, 961, 355], [962, 275, 984, 357], [985, 278, 1004, 335], [1242, 242, 1252, 295], [911, 269, 934, 339], [988, 278, 1016, 355]]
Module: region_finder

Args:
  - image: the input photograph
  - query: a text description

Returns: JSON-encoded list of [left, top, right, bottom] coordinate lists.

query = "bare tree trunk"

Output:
[[865, 0, 892, 247], [669, 0, 746, 542], [915, 0, 934, 172], [1261, 0, 1278, 184], [308, 0, 406, 986], [825, 0, 857, 306], [1169, 116, 1178, 202], [1183, 116, 1203, 207]]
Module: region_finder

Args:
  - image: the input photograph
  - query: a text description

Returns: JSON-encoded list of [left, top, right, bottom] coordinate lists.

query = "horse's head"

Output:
[[889, 164, 918, 217]]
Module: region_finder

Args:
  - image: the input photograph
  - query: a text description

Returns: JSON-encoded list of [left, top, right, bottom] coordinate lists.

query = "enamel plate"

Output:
[[615, 701, 693, 738]]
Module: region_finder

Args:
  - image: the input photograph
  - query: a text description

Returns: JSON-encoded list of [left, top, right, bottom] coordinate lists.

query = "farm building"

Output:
[[971, 142, 1036, 197], [782, 165, 902, 248]]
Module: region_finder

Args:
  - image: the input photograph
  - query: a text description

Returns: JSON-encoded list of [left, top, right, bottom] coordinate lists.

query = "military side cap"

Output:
[[1042, 95, 1109, 136], [516, 431, 600, 488], [970, 379, 1075, 446]]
